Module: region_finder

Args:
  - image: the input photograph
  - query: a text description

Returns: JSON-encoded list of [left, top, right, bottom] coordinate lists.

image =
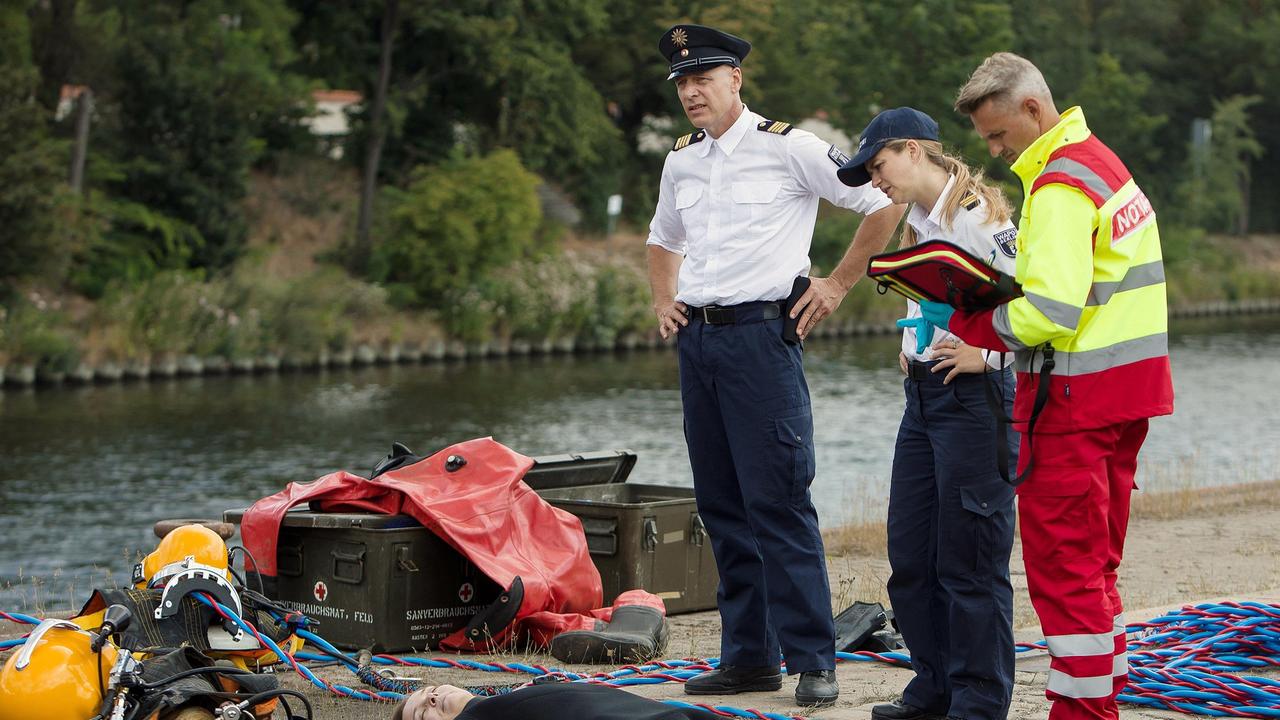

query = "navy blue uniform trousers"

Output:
[[888, 362, 1017, 720], [678, 306, 834, 674]]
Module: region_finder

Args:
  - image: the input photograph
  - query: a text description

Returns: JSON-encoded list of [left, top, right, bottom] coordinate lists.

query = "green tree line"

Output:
[[1, 0, 1278, 367]]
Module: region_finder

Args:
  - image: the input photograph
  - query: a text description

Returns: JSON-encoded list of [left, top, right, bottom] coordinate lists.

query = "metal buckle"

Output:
[[702, 306, 734, 324], [907, 360, 931, 381]]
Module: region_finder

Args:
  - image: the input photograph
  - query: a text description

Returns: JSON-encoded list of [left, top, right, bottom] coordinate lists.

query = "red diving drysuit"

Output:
[[241, 437, 654, 651]]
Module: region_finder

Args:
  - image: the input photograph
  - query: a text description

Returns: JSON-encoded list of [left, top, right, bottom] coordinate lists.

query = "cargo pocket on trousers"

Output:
[[775, 413, 815, 506], [960, 481, 1011, 518], [1015, 466, 1094, 563], [957, 479, 1014, 575]]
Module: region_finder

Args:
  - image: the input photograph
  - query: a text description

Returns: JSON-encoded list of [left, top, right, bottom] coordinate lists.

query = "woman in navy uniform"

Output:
[[646, 24, 904, 708], [837, 108, 1019, 720]]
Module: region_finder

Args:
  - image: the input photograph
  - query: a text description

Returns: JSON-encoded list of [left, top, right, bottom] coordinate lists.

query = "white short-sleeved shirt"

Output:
[[646, 105, 891, 307], [900, 174, 1018, 367]]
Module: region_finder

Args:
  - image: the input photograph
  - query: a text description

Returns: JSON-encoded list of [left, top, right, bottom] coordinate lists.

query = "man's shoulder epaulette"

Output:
[[756, 119, 794, 136], [960, 193, 980, 211], [672, 131, 706, 152]]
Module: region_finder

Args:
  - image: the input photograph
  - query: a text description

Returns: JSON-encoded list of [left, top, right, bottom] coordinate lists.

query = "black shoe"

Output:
[[870, 698, 944, 720], [795, 669, 839, 707], [684, 665, 783, 695]]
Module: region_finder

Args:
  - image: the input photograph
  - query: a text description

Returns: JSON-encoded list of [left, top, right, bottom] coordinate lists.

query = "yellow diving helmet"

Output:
[[0, 621, 119, 720], [134, 523, 232, 589]]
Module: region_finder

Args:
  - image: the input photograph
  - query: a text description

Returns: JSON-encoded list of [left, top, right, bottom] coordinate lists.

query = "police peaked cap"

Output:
[[659, 24, 751, 80]]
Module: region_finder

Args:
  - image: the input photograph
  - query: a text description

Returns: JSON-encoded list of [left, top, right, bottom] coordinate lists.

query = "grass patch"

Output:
[[823, 518, 888, 559], [1131, 479, 1280, 521], [823, 479, 1280, 557]]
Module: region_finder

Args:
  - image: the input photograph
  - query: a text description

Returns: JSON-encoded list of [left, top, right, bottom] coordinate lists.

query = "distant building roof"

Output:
[[305, 90, 363, 158], [312, 89, 362, 104], [60, 84, 90, 101], [56, 85, 92, 121]]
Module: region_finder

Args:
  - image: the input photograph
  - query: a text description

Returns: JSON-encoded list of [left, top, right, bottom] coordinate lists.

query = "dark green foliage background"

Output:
[[2, 0, 1278, 301]]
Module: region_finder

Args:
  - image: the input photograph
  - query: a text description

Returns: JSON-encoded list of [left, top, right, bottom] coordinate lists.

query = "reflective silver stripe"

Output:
[[1014, 333, 1168, 375], [1047, 669, 1116, 699], [1025, 290, 1083, 330], [1114, 652, 1129, 677], [1042, 157, 1115, 202], [1113, 615, 1129, 677], [993, 303, 1028, 351], [1046, 631, 1115, 657], [1087, 261, 1166, 306], [670, 55, 737, 71]]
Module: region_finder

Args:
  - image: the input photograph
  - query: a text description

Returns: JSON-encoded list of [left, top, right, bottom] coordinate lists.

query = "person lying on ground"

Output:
[[390, 681, 721, 720]]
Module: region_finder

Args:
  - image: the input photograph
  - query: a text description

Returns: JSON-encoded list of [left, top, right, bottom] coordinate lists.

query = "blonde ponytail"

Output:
[[885, 139, 1012, 248]]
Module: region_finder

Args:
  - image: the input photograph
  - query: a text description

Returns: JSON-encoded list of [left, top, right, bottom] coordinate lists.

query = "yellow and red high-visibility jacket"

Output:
[[951, 107, 1174, 432]]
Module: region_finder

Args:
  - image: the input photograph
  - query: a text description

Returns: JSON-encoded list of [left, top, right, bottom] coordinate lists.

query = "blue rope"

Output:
[[194, 594, 399, 703], [6, 600, 1277, 718], [0, 612, 42, 625], [1117, 601, 1280, 718], [204, 598, 805, 720], [836, 649, 912, 666]]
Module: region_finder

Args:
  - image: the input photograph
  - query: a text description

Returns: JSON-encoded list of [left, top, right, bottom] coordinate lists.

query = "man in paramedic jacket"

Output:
[[919, 52, 1175, 720]]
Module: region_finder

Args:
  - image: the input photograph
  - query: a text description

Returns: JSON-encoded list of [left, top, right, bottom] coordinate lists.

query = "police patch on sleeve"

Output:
[[828, 145, 851, 166], [993, 228, 1018, 257]]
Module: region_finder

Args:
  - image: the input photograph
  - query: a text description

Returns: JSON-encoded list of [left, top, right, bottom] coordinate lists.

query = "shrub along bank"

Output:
[[2, 148, 1278, 387], [3, 241, 1276, 388]]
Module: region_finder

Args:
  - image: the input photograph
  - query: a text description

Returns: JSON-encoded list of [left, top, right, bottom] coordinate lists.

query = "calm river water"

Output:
[[2, 315, 1278, 611]]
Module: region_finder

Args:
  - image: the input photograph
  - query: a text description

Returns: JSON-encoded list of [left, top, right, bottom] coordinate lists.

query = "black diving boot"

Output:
[[549, 604, 670, 664]]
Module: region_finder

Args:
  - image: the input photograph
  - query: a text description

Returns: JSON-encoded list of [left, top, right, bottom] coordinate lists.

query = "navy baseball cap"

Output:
[[659, 24, 751, 81], [837, 107, 940, 187]]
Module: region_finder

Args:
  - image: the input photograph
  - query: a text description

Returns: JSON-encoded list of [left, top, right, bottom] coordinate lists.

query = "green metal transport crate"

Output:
[[525, 451, 720, 616], [222, 450, 719, 651], [222, 508, 502, 653]]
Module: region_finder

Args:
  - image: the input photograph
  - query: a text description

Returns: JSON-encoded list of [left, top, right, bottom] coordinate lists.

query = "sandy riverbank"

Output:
[[2, 482, 1277, 719], [287, 481, 1280, 719]]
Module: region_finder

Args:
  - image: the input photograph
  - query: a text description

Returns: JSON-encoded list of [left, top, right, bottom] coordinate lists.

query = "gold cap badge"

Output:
[[672, 28, 688, 47]]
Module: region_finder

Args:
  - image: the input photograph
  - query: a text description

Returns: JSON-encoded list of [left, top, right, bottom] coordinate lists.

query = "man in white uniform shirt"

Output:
[[645, 24, 904, 708]]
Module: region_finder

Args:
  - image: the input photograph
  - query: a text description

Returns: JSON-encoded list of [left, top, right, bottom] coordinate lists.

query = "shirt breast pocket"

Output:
[[731, 180, 782, 206], [675, 184, 703, 211], [729, 181, 783, 257], [674, 184, 706, 239]]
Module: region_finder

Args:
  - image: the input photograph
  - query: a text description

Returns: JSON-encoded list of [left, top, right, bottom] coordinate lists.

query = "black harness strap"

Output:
[[983, 345, 1055, 486]]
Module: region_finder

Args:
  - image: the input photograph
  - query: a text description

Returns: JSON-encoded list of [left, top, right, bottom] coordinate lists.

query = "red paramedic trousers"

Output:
[[1016, 419, 1150, 720]]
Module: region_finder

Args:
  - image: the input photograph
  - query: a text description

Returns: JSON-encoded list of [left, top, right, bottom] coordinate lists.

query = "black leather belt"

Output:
[[688, 301, 783, 325], [906, 359, 937, 381]]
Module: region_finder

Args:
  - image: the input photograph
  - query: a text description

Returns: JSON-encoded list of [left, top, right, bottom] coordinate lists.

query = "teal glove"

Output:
[[896, 316, 936, 354], [918, 300, 955, 331]]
